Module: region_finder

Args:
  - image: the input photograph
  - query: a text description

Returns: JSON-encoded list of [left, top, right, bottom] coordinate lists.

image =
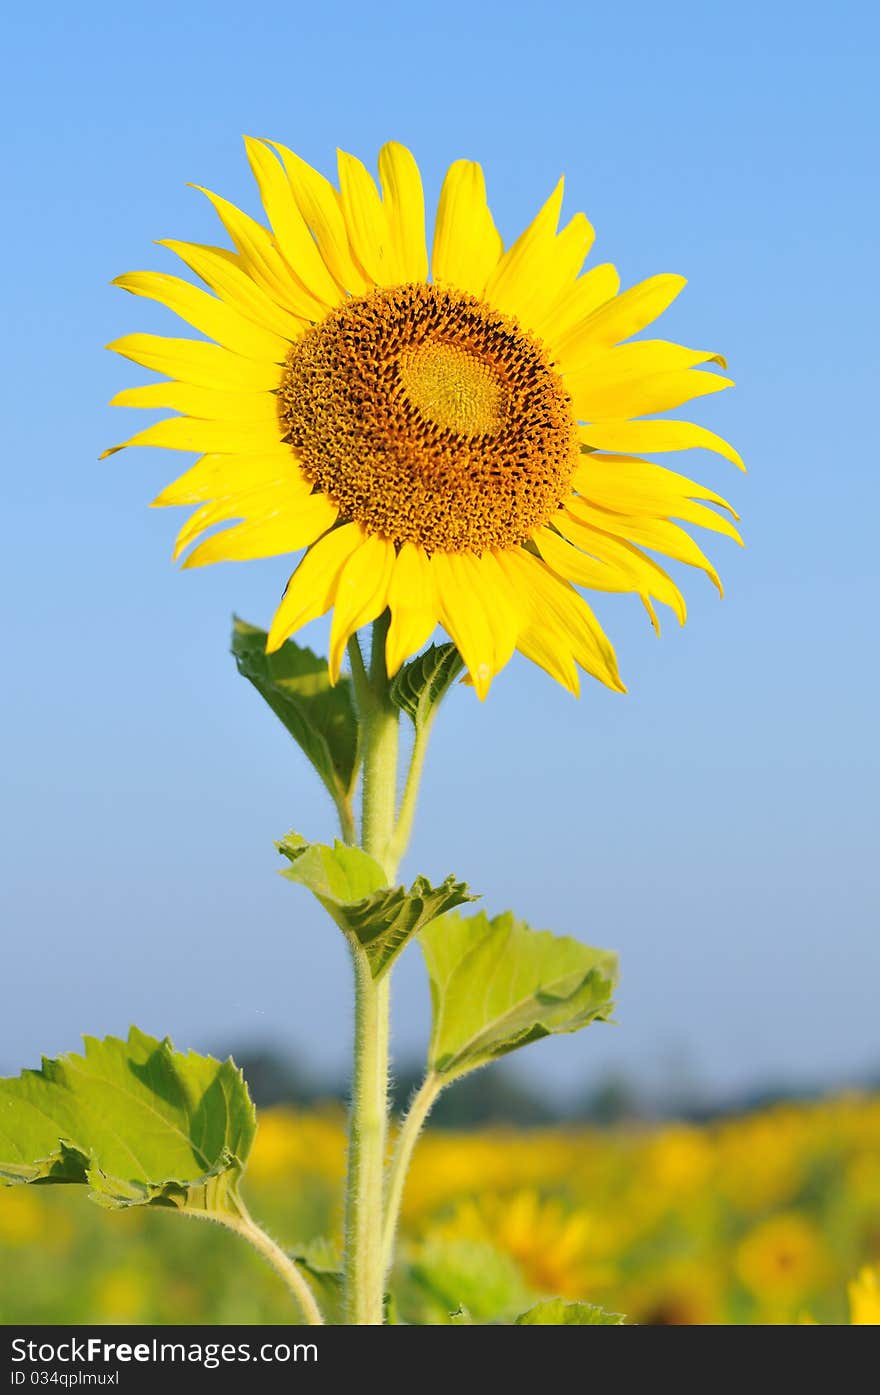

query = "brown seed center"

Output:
[[277, 282, 579, 552]]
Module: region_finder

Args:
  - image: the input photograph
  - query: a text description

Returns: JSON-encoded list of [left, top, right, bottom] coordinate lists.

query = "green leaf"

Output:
[[0, 1028, 255, 1217], [390, 643, 463, 730], [291, 1239, 343, 1324], [421, 910, 617, 1079], [278, 833, 474, 979], [400, 1238, 532, 1325], [515, 1299, 626, 1325], [232, 618, 359, 810]]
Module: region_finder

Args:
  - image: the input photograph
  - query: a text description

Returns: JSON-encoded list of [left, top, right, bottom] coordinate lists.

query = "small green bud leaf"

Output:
[[278, 833, 474, 979], [0, 1029, 255, 1217], [421, 910, 617, 1079], [278, 832, 386, 901], [390, 643, 463, 730], [232, 618, 359, 809], [291, 1238, 344, 1324], [515, 1299, 626, 1325], [403, 1238, 531, 1325]]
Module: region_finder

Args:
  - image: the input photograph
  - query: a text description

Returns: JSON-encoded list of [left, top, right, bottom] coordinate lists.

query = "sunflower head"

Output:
[[105, 138, 742, 698]]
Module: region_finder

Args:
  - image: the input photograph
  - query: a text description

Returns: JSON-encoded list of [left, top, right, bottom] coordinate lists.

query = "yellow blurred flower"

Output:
[[248, 1108, 346, 1185], [94, 1268, 151, 1322], [716, 1111, 803, 1212], [4, 1094, 872, 1327], [848, 1267, 880, 1325], [402, 1129, 585, 1220], [736, 1213, 828, 1306], [428, 1190, 612, 1298], [625, 1259, 725, 1326], [0, 1190, 43, 1245], [0, 1190, 74, 1252], [846, 1153, 880, 1208], [644, 1126, 714, 1194]]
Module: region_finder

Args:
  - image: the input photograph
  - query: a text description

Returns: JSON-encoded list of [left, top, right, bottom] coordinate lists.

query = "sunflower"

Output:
[[104, 139, 742, 698], [848, 1267, 880, 1325], [427, 1191, 612, 1299], [735, 1213, 828, 1307]]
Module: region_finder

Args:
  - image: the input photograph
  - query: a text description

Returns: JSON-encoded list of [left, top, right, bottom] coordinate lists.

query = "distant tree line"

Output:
[[222, 1044, 879, 1127]]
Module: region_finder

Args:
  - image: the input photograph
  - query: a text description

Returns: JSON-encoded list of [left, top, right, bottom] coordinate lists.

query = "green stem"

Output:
[[343, 616, 399, 1324], [386, 724, 432, 874], [334, 793, 357, 846], [344, 958, 391, 1325], [358, 617, 400, 880], [347, 630, 370, 697], [186, 1204, 324, 1326], [380, 1072, 442, 1277]]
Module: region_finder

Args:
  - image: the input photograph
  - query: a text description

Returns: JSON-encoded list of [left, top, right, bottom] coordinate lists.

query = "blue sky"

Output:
[[1, 0, 877, 1101]]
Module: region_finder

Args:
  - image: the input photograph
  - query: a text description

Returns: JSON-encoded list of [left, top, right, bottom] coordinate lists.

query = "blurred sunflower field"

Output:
[[2, 1093, 879, 1325]]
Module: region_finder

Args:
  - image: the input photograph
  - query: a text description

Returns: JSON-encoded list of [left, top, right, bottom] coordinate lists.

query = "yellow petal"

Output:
[[537, 528, 665, 629], [191, 183, 329, 321], [483, 551, 526, 669], [669, 499, 743, 544], [337, 149, 393, 285], [158, 239, 305, 341], [431, 552, 499, 700], [110, 381, 279, 423], [182, 495, 338, 568], [534, 525, 633, 589], [512, 212, 595, 334], [566, 498, 724, 593], [553, 513, 687, 624], [101, 415, 283, 458], [483, 178, 564, 321], [269, 141, 371, 295], [385, 543, 438, 676], [459, 551, 523, 675], [493, 550, 583, 694], [152, 451, 306, 506], [499, 548, 625, 693], [112, 272, 289, 362], [565, 339, 727, 389], [173, 483, 294, 558], [328, 533, 396, 682], [515, 619, 581, 695], [562, 272, 687, 355], [266, 523, 365, 652], [379, 142, 428, 283], [579, 418, 744, 471], [106, 334, 282, 392], [243, 137, 346, 307], [432, 160, 504, 296], [571, 366, 734, 421], [573, 454, 739, 519], [537, 263, 620, 343], [556, 210, 595, 270], [490, 204, 594, 330], [534, 525, 655, 620]]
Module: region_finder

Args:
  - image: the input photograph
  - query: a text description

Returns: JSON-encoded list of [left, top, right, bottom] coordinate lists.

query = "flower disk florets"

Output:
[[278, 283, 580, 552]]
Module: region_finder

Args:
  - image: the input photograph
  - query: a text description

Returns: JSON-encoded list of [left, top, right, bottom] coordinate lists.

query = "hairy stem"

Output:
[[380, 1073, 442, 1277], [386, 724, 432, 875], [359, 616, 400, 880], [344, 958, 391, 1325], [187, 1204, 324, 1326], [335, 793, 357, 846], [343, 617, 399, 1324]]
